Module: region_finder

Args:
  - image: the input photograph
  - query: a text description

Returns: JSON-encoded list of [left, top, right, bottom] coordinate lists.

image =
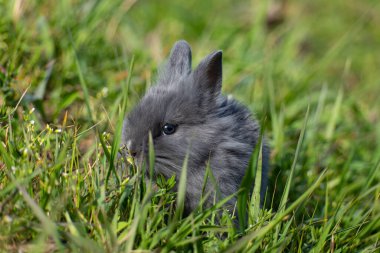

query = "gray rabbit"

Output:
[[121, 40, 269, 215]]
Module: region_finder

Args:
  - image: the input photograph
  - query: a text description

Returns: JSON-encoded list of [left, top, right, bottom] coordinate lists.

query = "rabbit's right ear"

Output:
[[193, 50, 222, 95], [167, 40, 192, 77]]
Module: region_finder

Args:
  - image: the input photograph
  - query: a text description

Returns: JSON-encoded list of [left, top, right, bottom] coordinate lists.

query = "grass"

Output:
[[1, 0, 380, 252]]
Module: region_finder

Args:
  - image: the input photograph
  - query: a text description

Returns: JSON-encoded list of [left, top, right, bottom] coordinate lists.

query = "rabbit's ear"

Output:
[[168, 40, 192, 76], [193, 50, 222, 93]]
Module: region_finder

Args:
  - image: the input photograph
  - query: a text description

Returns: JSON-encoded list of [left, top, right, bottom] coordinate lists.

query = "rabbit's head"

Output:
[[122, 40, 226, 178]]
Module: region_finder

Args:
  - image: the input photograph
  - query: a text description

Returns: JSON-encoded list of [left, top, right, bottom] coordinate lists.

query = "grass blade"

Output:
[[238, 132, 263, 230], [226, 170, 327, 253], [175, 152, 189, 220]]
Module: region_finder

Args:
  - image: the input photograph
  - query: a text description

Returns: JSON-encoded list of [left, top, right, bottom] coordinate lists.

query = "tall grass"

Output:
[[1, 0, 380, 252]]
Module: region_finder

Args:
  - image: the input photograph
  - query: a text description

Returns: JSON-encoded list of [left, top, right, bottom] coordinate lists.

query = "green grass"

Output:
[[1, 0, 380, 252]]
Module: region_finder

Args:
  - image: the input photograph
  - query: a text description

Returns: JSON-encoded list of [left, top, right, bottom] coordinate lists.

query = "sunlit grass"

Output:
[[1, 0, 380, 252]]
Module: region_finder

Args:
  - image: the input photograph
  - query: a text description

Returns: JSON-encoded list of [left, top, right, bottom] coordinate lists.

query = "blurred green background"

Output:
[[1, 0, 380, 251], [2, 0, 379, 119]]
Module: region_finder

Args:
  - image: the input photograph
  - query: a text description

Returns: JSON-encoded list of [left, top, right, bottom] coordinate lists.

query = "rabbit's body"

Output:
[[121, 40, 269, 214]]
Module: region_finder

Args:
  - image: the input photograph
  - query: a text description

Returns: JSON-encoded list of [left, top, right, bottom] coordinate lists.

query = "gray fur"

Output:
[[121, 40, 269, 214]]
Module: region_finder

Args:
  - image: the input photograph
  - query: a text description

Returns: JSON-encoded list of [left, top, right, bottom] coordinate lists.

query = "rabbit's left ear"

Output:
[[193, 50, 222, 94], [168, 40, 192, 76]]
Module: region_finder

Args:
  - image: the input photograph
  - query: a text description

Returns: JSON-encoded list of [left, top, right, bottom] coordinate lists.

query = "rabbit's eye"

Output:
[[162, 123, 177, 135]]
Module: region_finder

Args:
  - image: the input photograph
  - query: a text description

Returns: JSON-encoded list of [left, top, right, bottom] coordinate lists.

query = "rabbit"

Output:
[[121, 40, 269, 216]]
